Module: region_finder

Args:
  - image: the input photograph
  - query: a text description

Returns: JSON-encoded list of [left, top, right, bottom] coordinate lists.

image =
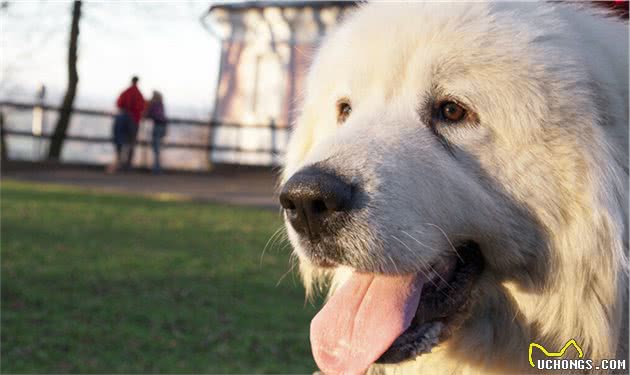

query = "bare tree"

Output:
[[0, 1, 8, 161], [0, 111, 6, 162], [47, 0, 81, 160]]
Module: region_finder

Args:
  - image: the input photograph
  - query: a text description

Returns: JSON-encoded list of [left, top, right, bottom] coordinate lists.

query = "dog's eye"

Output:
[[438, 101, 467, 123], [336, 99, 352, 124]]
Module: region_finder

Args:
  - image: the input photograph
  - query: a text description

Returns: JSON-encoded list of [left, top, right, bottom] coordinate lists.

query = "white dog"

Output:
[[279, 2, 628, 374]]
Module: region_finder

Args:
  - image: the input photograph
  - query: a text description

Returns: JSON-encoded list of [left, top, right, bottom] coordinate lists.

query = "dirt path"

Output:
[[2, 161, 281, 209]]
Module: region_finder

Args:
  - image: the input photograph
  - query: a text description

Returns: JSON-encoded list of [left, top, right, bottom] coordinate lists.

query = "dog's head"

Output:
[[279, 2, 627, 373]]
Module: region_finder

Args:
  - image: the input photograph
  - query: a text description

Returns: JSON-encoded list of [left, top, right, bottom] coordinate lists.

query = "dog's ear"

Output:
[[547, 126, 628, 360], [585, 154, 628, 360]]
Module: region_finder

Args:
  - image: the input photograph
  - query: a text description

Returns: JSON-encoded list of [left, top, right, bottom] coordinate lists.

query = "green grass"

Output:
[[1, 180, 319, 373]]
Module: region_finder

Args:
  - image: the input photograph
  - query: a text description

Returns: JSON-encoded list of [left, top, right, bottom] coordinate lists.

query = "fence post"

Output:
[[32, 86, 46, 160]]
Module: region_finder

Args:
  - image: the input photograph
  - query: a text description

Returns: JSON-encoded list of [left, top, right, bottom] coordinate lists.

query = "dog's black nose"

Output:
[[280, 167, 352, 241]]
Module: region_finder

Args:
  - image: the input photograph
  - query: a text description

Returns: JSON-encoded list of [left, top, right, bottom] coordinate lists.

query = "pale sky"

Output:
[[1, 1, 223, 119]]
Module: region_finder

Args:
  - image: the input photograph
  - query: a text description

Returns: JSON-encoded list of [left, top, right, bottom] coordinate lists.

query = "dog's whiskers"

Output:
[[261, 225, 286, 266], [276, 255, 299, 287], [279, 241, 292, 253], [386, 254, 400, 274], [399, 231, 457, 293], [391, 234, 438, 288], [423, 223, 464, 263], [392, 235, 457, 304]]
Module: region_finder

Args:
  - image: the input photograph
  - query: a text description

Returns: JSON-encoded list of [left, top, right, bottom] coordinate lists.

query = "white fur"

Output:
[[282, 2, 628, 374]]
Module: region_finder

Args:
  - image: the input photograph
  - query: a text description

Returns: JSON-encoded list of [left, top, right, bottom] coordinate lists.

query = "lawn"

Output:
[[1, 180, 319, 373]]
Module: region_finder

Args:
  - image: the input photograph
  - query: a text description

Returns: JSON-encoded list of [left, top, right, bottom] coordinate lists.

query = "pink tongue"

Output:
[[310, 272, 424, 374]]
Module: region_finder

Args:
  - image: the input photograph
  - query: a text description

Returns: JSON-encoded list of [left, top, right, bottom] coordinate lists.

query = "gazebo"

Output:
[[201, 1, 355, 165]]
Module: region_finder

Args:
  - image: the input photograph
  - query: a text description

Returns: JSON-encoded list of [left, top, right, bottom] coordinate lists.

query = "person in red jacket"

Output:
[[108, 76, 145, 172]]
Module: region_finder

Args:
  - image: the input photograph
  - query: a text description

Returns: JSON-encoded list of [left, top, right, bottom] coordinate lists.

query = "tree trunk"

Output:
[[0, 110, 7, 162], [47, 0, 81, 160]]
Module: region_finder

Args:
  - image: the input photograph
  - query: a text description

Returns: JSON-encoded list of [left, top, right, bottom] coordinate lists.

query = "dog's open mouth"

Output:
[[309, 242, 484, 374]]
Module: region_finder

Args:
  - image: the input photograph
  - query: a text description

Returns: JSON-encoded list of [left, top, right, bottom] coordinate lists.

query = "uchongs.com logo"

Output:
[[528, 339, 627, 371]]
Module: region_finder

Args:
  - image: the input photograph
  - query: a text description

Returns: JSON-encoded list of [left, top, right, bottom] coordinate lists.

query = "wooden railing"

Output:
[[0, 100, 290, 164]]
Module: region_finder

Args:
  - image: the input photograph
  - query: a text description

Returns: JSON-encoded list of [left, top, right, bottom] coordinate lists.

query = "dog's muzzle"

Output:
[[280, 167, 352, 243]]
